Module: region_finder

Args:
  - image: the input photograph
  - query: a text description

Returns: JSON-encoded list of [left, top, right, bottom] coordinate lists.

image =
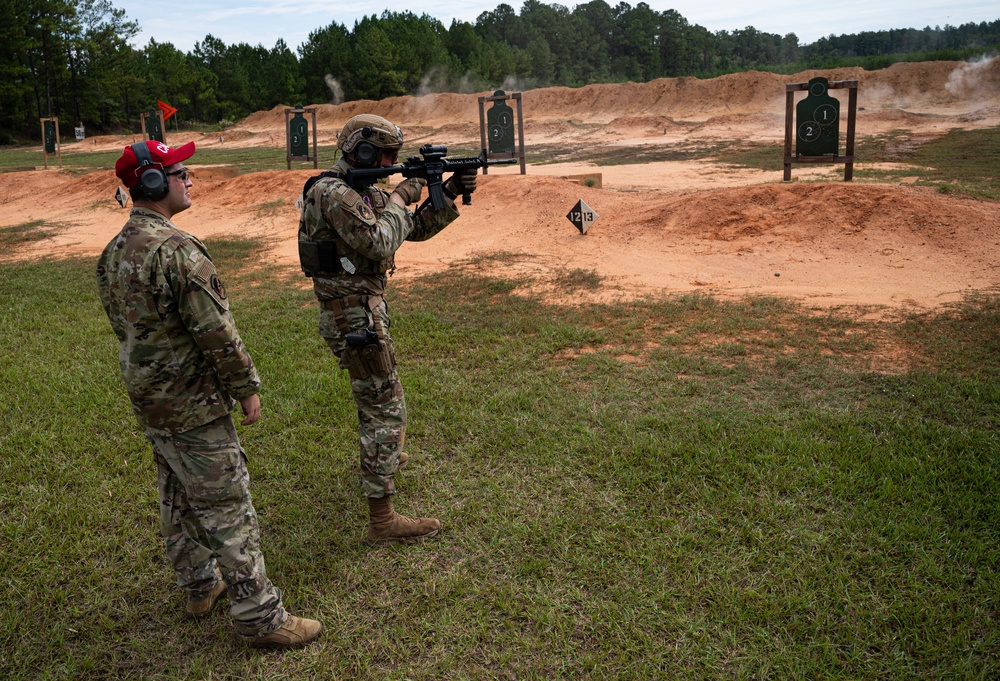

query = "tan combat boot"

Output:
[[398, 451, 408, 468], [245, 615, 323, 649], [185, 571, 227, 618], [366, 496, 441, 546]]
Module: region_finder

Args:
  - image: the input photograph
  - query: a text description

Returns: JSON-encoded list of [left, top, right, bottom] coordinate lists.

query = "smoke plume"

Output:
[[324, 75, 344, 105]]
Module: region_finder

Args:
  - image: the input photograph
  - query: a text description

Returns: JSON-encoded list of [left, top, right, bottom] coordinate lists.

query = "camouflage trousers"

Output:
[[320, 294, 406, 498], [147, 414, 287, 636]]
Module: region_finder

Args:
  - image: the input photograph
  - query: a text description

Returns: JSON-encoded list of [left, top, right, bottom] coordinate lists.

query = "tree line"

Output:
[[3, 0, 998, 142]]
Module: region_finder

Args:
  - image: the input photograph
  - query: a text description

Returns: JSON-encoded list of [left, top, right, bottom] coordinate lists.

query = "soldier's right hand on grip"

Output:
[[444, 168, 478, 198]]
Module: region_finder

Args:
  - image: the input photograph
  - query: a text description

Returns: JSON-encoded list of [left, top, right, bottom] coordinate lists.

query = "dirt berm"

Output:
[[5, 60, 999, 309]]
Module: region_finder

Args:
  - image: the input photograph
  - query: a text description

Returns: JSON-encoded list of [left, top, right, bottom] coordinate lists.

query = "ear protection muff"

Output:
[[353, 126, 379, 168], [131, 143, 169, 200]]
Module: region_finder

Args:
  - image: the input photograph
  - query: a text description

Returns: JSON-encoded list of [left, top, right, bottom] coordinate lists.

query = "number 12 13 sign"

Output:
[[567, 199, 599, 234]]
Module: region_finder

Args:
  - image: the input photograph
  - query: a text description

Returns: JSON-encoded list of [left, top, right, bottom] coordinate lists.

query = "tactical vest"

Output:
[[298, 171, 395, 277]]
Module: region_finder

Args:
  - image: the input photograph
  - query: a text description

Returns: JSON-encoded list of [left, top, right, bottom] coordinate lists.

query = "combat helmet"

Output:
[[337, 114, 404, 154]]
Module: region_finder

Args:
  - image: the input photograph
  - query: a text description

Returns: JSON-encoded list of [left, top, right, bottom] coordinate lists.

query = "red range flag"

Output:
[[157, 99, 178, 121]]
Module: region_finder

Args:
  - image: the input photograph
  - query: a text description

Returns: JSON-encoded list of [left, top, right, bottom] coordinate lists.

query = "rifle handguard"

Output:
[[342, 144, 515, 210]]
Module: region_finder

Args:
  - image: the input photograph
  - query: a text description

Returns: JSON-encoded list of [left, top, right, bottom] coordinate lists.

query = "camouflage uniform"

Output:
[[97, 207, 286, 637], [299, 157, 458, 497]]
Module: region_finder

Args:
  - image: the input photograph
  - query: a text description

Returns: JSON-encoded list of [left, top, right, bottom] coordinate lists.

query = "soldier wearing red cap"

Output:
[[97, 140, 322, 649]]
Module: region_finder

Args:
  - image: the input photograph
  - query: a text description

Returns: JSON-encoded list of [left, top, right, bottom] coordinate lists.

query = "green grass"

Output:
[[712, 130, 934, 172], [252, 197, 288, 218], [713, 144, 785, 172], [0, 143, 343, 176], [553, 267, 603, 291], [714, 126, 1000, 199], [6, 124, 997, 202], [850, 126, 1000, 200], [0, 219, 66, 248], [1, 239, 998, 679], [0, 140, 502, 176], [531, 140, 731, 166], [905, 127, 1000, 200], [0, 145, 125, 175]]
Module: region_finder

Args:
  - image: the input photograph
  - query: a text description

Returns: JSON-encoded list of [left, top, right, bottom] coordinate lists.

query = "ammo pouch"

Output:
[[300, 239, 394, 277], [299, 239, 339, 277], [322, 295, 396, 380]]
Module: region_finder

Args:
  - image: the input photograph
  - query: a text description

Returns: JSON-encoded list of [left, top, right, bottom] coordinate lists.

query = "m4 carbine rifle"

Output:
[[344, 144, 517, 210]]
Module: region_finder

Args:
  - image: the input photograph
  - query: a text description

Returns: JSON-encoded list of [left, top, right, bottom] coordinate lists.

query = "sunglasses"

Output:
[[165, 168, 190, 182]]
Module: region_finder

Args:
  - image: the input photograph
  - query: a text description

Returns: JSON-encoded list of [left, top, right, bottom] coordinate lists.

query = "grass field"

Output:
[[714, 126, 1000, 201], [3, 123, 998, 202], [1, 226, 998, 678], [0, 142, 497, 177]]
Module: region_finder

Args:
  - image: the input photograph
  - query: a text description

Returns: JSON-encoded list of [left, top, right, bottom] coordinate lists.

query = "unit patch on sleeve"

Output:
[[189, 253, 229, 310], [210, 273, 227, 300]]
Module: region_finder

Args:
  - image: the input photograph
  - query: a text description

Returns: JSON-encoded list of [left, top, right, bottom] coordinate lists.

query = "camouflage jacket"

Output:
[[96, 207, 260, 436], [298, 157, 459, 299]]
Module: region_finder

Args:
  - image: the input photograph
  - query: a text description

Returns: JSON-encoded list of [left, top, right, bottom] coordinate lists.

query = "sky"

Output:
[[121, 0, 999, 54]]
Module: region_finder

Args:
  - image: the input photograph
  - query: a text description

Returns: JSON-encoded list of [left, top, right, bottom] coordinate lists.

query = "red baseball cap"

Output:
[[115, 140, 195, 187]]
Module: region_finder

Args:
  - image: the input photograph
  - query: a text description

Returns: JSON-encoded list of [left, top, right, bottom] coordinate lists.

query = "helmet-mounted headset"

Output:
[[337, 114, 403, 168]]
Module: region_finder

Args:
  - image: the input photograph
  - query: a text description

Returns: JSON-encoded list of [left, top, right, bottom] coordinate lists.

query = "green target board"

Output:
[[486, 90, 515, 155], [43, 120, 57, 154], [796, 77, 840, 157], [289, 111, 309, 157], [146, 109, 164, 143]]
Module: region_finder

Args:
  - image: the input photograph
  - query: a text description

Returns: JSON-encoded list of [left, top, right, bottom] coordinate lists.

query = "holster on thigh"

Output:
[[323, 294, 397, 381]]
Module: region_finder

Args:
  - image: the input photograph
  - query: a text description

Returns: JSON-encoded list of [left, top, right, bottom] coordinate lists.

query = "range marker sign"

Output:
[[566, 199, 599, 234]]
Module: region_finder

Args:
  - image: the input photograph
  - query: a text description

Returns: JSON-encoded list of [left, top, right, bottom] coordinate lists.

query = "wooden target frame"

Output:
[[140, 109, 167, 143], [784, 79, 858, 182], [40, 117, 62, 169], [478, 91, 526, 175], [285, 107, 318, 170]]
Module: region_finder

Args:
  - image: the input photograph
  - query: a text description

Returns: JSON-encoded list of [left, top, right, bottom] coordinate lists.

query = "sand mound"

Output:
[[4, 161, 998, 309], [603, 115, 686, 135], [630, 182, 994, 247], [231, 60, 1000, 134], [957, 105, 1000, 123], [693, 112, 785, 133], [56, 59, 1000, 156], [8, 59, 1000, 309]]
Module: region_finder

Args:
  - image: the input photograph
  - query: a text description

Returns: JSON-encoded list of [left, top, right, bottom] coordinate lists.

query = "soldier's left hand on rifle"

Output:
[[390, 177, 427, 207]]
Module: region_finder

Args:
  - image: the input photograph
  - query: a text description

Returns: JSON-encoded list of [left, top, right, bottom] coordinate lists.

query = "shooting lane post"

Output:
[[40, 118, 61, 169], [285, 107, 318, 170], [478, 90, 526, 175], [784, 77, 858, 181]]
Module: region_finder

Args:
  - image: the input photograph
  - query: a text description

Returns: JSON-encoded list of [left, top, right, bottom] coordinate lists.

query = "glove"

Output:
[[444, 168, 478, 199], [391, 177, 426, 205]]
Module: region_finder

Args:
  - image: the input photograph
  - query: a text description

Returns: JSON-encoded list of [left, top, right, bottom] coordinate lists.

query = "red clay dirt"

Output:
[[4, 60, 1000, 310]]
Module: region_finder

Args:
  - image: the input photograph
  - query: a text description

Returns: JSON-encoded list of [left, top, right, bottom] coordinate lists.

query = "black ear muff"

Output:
[[131, 143, 168, 200], [354, 141, 379, 169]]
